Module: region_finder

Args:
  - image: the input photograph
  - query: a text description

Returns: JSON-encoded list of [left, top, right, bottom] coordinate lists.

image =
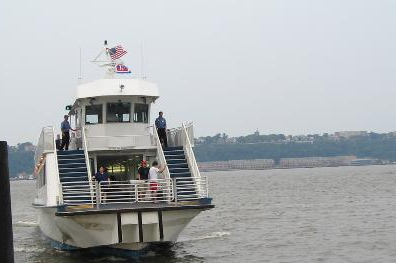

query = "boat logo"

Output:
[[115, 64, 131, 74]]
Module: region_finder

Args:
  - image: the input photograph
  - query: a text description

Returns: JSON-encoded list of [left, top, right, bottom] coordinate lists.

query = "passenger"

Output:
[[55, 134, 62, 150], [155, 111, 168, 148], [148, 161, 167, 202], [138, 160, 150, 180], [60, 115, 77, 151], [137, 160, 150, 200], [92, 166, 110, 203]]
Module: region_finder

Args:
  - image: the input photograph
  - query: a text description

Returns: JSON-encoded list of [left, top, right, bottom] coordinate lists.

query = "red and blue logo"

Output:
[[115, 64, 131, 74]]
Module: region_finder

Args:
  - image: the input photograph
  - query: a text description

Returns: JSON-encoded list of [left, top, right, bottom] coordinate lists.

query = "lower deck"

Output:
[[56, 201, 214, 216]]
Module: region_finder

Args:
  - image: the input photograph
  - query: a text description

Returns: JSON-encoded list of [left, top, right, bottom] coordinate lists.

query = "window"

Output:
[[97, 155, 142, 181], [133, 104, 149, 123], [85, 104, 103, 124], [106, 102, 131, 123]]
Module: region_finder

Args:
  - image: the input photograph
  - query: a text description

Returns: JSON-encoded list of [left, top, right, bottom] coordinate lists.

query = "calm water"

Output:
[[11, 165, 396, 263]]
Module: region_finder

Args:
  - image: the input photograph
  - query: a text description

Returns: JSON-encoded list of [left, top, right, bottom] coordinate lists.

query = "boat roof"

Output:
[[76, 78, 159, 100]]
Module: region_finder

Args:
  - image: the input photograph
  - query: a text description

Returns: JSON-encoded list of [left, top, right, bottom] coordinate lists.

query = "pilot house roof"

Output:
[[76, 78, 159, 100]]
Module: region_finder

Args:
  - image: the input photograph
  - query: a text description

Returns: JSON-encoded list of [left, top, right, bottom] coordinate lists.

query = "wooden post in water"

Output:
[[0, 141, 15, 263]]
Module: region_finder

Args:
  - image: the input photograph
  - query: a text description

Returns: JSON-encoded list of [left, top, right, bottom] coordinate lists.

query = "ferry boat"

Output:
[[32, 42, 214, 255]]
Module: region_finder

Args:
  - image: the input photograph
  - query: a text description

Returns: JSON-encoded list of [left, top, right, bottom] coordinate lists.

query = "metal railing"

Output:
[[81, 127, 95, 206], [61, 181, 97, 205], [166, 122, 194, 147], [34, 126, 56, 165], [152, 126, 170, 179], [51, 126, 62, 205], [99, 179, 174, 204], [60, 177, 209, 206], [35, 126, 62, 204], [175, 177, 209, 200], [181, 123, 204, 195]]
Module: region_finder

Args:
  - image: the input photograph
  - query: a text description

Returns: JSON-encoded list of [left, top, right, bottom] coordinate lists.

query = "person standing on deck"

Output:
[[155, 111, 168, 147], [138, 160, 150, 200], [138, 160, 150, 180], [92, 166, 110, 202], [149, 161, 167, 202], [60, 115, 76, 150]]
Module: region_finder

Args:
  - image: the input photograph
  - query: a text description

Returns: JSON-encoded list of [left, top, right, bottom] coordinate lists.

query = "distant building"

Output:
[[226, 137, 237, 143], [335, 131, 368, 139], [198, 159, 275, 171], [279, 156, 355, 168]]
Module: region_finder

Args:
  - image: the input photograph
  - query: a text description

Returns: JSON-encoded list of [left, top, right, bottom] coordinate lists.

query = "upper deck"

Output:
[[69, 78, 161, 151], [75, 78, 159, 100]]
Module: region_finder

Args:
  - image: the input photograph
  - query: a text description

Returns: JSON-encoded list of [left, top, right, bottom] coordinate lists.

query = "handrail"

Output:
[[153, 126, 170, 179], [60, 177, 209, 206], [82, 127, 95, 206], [52, 126, 62, 205], [99, 179, 174, 204], [181, 123, 203, 195], [174, 177, 209, 199]]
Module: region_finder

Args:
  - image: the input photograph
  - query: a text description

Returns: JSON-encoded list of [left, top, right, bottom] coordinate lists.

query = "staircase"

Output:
[[57, 150, 92, 205], [163, 146, 197, 201]]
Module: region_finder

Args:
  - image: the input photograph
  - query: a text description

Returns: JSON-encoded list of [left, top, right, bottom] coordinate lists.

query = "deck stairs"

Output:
[[57, 150, 92, 205], [163, 146, 197, 200]]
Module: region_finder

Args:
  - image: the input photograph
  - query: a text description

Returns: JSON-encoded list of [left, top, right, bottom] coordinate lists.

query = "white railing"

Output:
[[61, 181, 97, 205], [166, 122, 194, 147], [82, 127, 95, 206], [181, 123, 204, 195], [35, 126, 63, 204], [175, 177, 209, 200], [60, 177, 209, 206], [99, 179, 174, 204], [152, 126, 170, 179], [52, 126, 62, 205], [34, 126, 56, 165]]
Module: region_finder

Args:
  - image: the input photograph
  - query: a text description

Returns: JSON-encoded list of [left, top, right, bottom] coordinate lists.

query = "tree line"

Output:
[[194, 132, 396, 162]]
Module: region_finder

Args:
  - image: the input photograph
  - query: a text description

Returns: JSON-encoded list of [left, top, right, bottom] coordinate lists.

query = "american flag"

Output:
[[108, 45, 127, 60]]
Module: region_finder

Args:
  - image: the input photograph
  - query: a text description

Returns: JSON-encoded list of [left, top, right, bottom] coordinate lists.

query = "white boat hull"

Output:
[[37, 206, 202, 252]]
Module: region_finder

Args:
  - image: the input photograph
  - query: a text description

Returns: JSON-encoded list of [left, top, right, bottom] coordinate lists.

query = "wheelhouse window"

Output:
[[85, 104, 103, 124], [133, 104, 148, 123], [106, 102, 131, 123]]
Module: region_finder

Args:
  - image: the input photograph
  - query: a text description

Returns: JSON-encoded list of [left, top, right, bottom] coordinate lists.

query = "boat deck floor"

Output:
[[56, 202, 214, 217]]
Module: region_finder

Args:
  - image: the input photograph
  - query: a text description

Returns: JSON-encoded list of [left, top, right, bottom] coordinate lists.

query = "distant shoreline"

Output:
[[198, 159, 391, 172]]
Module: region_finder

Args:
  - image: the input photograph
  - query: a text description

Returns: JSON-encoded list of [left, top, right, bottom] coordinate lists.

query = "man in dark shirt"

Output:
[[93, 166, 110, 183], [55, 134, 62, 150], [93, 166, 110, 202], [138, 160, 149, 180], [60, 115, 76, 150], [155, 111, 168, 147]]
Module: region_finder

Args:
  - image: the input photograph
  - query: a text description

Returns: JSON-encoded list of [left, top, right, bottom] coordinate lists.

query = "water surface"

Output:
[[12, 165, 396, 262]]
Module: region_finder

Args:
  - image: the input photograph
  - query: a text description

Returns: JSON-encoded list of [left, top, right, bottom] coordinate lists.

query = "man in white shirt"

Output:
[[149, 161, 167, 202]]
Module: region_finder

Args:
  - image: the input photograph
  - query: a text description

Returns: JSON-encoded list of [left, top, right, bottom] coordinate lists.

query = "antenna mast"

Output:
[[141, 41, 146, 79], [78, 46, 82, 83], [91, 40, 116, 78]]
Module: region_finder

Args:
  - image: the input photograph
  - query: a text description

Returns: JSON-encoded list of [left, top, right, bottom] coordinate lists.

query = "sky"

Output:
[[1, 0, 396, 145]]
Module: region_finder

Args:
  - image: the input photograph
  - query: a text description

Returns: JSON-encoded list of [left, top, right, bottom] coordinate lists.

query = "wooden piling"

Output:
[[0, 141, 15, 263]]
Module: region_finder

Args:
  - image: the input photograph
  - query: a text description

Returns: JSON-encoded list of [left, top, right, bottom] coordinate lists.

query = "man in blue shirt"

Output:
[[92, 166, 110, 183], [60, 115, 76, 150], [92, 166, 110, 202], [155, 111, 168, 147]]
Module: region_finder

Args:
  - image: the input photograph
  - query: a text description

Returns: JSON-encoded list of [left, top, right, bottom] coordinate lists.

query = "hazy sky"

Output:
[[1, 0, 396, 145]]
